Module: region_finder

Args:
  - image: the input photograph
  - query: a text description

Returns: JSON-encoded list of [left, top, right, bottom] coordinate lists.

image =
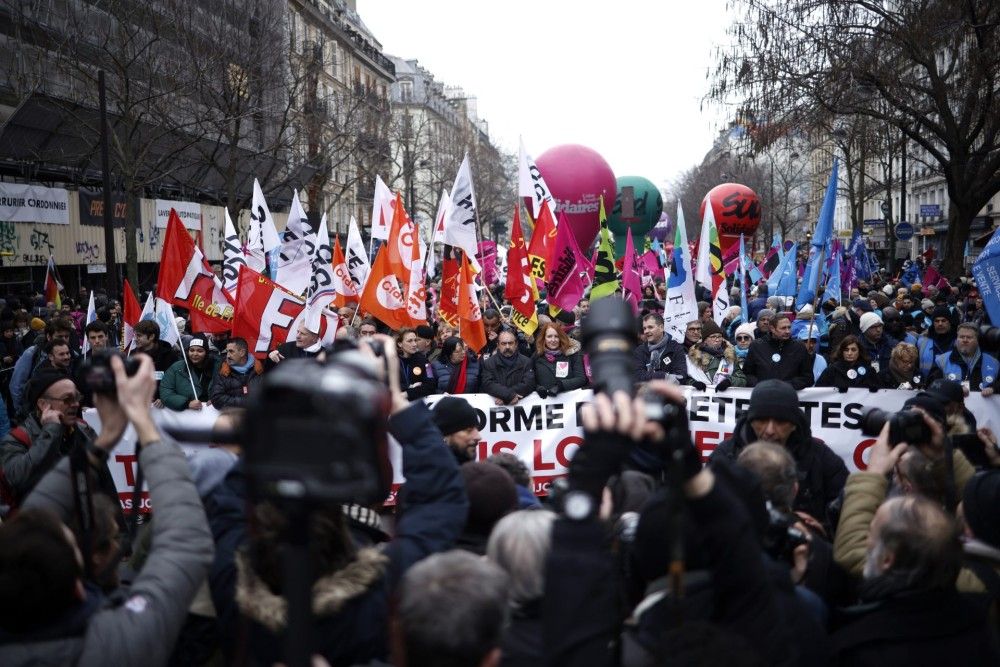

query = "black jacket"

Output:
[[210, 359, 265, 408], [633, 337, 689, 383], [480, 353, 535, 403], [817, 360, 880, 391], [133, 339, 179, 374], [742, 337, 814, 389], [710, 413, 848, 528], [534, 351, 587, 395], [398, 352, 435, 401]]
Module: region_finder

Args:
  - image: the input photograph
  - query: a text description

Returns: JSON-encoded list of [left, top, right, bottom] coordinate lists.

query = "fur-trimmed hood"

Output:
[[236, 547, 388, 631], [220, 359, 264, 377], [687, 342, 737, 371]]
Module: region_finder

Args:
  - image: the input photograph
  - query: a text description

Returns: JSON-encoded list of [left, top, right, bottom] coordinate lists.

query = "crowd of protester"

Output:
[[0, 267, 999, 666]]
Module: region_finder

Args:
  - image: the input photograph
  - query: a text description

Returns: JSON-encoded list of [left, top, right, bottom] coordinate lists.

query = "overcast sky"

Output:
[[356, 0, 733, 193]]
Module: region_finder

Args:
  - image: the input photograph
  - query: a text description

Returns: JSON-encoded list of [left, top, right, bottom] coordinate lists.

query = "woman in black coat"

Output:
[[532, 322, 587, 397], [396, 327, 435, 400], [816, 334, 879, 392]]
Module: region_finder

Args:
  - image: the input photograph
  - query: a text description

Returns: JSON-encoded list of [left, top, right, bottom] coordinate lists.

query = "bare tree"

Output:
[[709, 0, 1000, 276]]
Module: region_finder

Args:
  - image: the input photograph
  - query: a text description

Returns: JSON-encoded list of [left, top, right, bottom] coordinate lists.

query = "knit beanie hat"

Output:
[[963, 470, 1000, 549], [26, 369, 71, 410], [746, 380, 799, 423], [460, 462, 518, 536], [921, 298, 935, 311], [901, 391, 947, 425], [431, 396, 479, 436], [701, 320, 724, 339], [30, 317, 45, 331], [859, 312, 883, 333], [931, 305, 952, 321], [415, 325, 435, 340], [734, 323, 756, 340], [852, 298, 873, 313]]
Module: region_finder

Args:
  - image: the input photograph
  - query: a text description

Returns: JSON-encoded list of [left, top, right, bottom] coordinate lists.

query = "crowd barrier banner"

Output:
[[92, 388, 1000, 511]]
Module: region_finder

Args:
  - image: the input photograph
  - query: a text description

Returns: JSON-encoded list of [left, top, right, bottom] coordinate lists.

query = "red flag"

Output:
[[438, 251, 460, 328], [358, 245, 407, 330], [157, 209, 234, 333], [330, 237, 360, 308], [232, 266, 337, 359], [122, 279, 141, 351], [457, 252, 486, 353], [44, 256, 62, 309], [527, 203, 557, 282], [505, 208, 538, 336], [545, 212, 593, 312]]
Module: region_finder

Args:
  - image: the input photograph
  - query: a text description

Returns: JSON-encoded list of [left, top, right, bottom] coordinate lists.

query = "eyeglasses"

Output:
[[686, 326, 702, 332], [44, 392, 83, 404], [736, 335, 752, 341]]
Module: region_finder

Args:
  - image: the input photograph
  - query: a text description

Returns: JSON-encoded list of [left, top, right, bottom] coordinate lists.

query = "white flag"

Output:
[[306, 213, 335, 312], [518, 137, 556, 220], [445, 154, 481, 270], [275, 189, 316, 296], [346, 215, 371, 289], [664, 203, 698, 344], [221, 208, 246, 295], [154, 298, 180, 348], [370, 175, 394, 241], [81, 291, 97, 356], [432, 188, 450, 244], [695, 197, 730, 325], [247, 178, 282, 277]]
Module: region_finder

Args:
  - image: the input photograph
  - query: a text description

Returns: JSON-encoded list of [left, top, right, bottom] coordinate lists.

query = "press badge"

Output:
[[556, 361, 569, 378]]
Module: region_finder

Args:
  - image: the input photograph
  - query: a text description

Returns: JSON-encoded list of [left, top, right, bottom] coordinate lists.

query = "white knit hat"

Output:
[[734, 322, 756, 340], [859, 311, 883, 333]]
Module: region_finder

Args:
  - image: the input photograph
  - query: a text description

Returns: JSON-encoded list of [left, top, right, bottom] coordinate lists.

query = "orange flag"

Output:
[[330, 237, 360, 308], [505, 207, 538, 336], [386, 192, 415, 285], [457, 252, 486, 353], [527, 203, 557, 282], [358, 245, 407, 330], [438, 250, 460, 328]]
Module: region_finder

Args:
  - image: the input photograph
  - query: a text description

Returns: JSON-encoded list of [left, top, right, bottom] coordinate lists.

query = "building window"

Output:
[[400, 80, 412, 102]]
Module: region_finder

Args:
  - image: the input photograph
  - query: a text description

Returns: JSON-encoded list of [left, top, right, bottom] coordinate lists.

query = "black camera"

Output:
[[79, 348, 141, 396], [859, 406, 932, 446], [581, 296, 639, 397], [241, 355, 393, 506], [763, 503, 809, 563], [979, 325, 1000, 353]]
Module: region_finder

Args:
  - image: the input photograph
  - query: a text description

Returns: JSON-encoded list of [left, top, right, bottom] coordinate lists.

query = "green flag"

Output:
[[590, 196, 619, 300]]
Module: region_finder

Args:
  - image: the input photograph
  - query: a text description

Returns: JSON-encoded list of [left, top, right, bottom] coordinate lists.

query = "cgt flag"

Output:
[[232, 266, 338, 359], [157, 209, 234, 333], [457, 252, 487, 353], [359, 245, 407, 330], [328, 236, 360, 309], [505, 207, 538, 336]]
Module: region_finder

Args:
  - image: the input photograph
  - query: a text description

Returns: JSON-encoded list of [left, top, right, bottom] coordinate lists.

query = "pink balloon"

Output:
[[534, 144, 616, 251]]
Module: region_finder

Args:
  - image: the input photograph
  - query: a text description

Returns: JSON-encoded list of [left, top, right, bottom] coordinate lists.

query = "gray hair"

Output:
[[398, 550, 510, 667], [864, 496, 961, 590], [486, 510, 556, 606], [736, 442, 798, 512]]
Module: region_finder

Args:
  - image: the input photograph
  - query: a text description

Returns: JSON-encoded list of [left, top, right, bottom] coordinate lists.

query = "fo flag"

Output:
[[233, 266, 337, 359], [973, 224, 1000, 327], [157, 209, 234, 333]]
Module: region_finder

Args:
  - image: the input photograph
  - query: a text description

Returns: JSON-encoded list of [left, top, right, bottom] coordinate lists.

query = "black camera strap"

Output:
[[69, 439, 97, 581]]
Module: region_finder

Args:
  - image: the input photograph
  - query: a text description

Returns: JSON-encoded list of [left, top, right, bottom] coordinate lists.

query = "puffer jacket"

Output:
[[210, 359, 265, 408], [159, 359, 213, 411], [431, 354, 480, 394]]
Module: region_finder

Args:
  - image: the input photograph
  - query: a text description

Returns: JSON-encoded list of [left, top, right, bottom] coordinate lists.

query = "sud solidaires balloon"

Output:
[[531, 144, 616, 252], [700, 183, 761, 256]]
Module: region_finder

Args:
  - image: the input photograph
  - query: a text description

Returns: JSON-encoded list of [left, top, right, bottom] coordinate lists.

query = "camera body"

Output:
[[79, 348, 142, 396], [859, 406, 931, 446], [763, 503, 809, 563]]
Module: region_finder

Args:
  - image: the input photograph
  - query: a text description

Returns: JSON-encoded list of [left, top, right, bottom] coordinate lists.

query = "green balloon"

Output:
[[608, 176, 663, 257]]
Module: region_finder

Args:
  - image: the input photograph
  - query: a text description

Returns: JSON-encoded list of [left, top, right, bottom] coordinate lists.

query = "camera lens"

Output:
[[581, 296, 637, 397], [859, 406, 889, 437]]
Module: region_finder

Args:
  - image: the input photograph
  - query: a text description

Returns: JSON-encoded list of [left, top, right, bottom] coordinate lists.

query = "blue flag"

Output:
[[899, 260, 922, 288], [797, 159, 839, 309], [769, 242, 799, 297], [739, 234, 749, 320], [826, 243, 842, 304], [973, 227, 1000, 326]]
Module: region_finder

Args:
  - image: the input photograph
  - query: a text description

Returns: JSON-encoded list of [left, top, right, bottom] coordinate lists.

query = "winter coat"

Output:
[[159, 359, 214, 411], [431, 354, 480, 394], [206, 401, 468, 666], [0, 414, 116, 513], [711, 410, 848, 529], [133, 339, 180, 375], [741, 336, 815, 389], [632, 336, 689, 383], [533, 351, 587, 396], [877, 363, 927, 390], [928, 348, 1000, 392], [398, 351, 435, 401], [687, 343, 747, 387], [816, 360, 880, 391], [860, 332, 899, 372], [480, 352, 536, 403], [0, 335, 23, 367], [210, 359, 265, 409], [0, 434, 213, 666], [10, 341, 77, 414]]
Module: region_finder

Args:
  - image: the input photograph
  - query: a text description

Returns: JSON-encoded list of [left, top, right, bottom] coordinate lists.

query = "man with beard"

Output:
[[929, 323, 1000, 396], [0, 371, 119, 515], [480, 330, 535, 406], [742, 314, 814, 389], [916, 305, 957, 377], [431, 396, 481, 464]]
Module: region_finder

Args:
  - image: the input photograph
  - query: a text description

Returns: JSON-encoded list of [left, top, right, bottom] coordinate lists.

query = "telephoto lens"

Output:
[[581, 296, 638, 397]]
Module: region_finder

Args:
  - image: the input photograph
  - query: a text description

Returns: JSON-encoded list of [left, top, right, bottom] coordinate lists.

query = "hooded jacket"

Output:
[[710, 408, 848, 527], [159, 358, 214, 411], [210, 359, 265, 408]]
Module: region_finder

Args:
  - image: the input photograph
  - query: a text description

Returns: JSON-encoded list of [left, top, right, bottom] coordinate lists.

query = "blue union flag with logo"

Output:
[[973, 226, 1000, 326]]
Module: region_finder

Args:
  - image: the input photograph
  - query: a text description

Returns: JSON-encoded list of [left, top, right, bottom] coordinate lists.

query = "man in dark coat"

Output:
[[710, 379, 848, 528], [131, 319, 179, 376], [633, 313, 691, 385], [741, 314, 814, 389], [480, 330, 535, 405], [266, 321, 323, 368], [210, 337, 264, 408]]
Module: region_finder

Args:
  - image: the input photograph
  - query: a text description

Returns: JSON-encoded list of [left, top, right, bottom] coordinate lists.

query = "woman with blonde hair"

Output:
[[877, 342, 926, 390]]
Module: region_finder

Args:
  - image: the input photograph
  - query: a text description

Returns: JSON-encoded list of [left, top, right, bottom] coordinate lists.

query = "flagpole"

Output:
[[167, 307, 201, 403]]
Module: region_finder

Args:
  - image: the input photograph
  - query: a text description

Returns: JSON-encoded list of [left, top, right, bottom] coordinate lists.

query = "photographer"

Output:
[[205, 335, 469, 666], [0, 355, 214, 664]]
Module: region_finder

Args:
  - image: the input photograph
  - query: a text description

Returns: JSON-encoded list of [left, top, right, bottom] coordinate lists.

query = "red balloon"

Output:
[[700, 183, 761, 255], [533, 144, 616, 251]]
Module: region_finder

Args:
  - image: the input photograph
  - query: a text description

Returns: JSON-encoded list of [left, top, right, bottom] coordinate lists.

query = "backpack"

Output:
[[0, 426, 32, 515]]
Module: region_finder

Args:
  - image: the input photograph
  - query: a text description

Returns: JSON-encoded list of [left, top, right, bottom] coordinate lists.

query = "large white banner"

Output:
[[0, 183, 69, 224], [155, 198, 202, 229], [91, 388, 1000, 510]]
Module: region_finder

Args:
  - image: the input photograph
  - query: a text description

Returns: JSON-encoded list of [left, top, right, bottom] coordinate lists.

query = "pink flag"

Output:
[[722, 241, 742, 274], [545, 213, 593, 312], [476, 240, 499, 286], [622, 228, 642, 314], [640, 249, 661, 276], [923, 264, 948, 290]]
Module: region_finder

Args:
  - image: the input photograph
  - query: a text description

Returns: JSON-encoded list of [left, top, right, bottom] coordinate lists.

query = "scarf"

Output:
[[230, 358, 255, 374], [735, 346, 749, 360], [961, 348, 982, 375], [698, 342, 726, 359], [648, 335, 671, 370], [544, 349, 564, 364], [496, 351, 520, 368], [448, 354, 469, 394]]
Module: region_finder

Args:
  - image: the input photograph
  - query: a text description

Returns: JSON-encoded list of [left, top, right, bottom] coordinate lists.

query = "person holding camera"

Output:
[[0, 370, 119, 515], [533, 322, 587, 398], [928, 322, 1000, 396], [0, 355, 215, 664], [817, 335, 880, 392]]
